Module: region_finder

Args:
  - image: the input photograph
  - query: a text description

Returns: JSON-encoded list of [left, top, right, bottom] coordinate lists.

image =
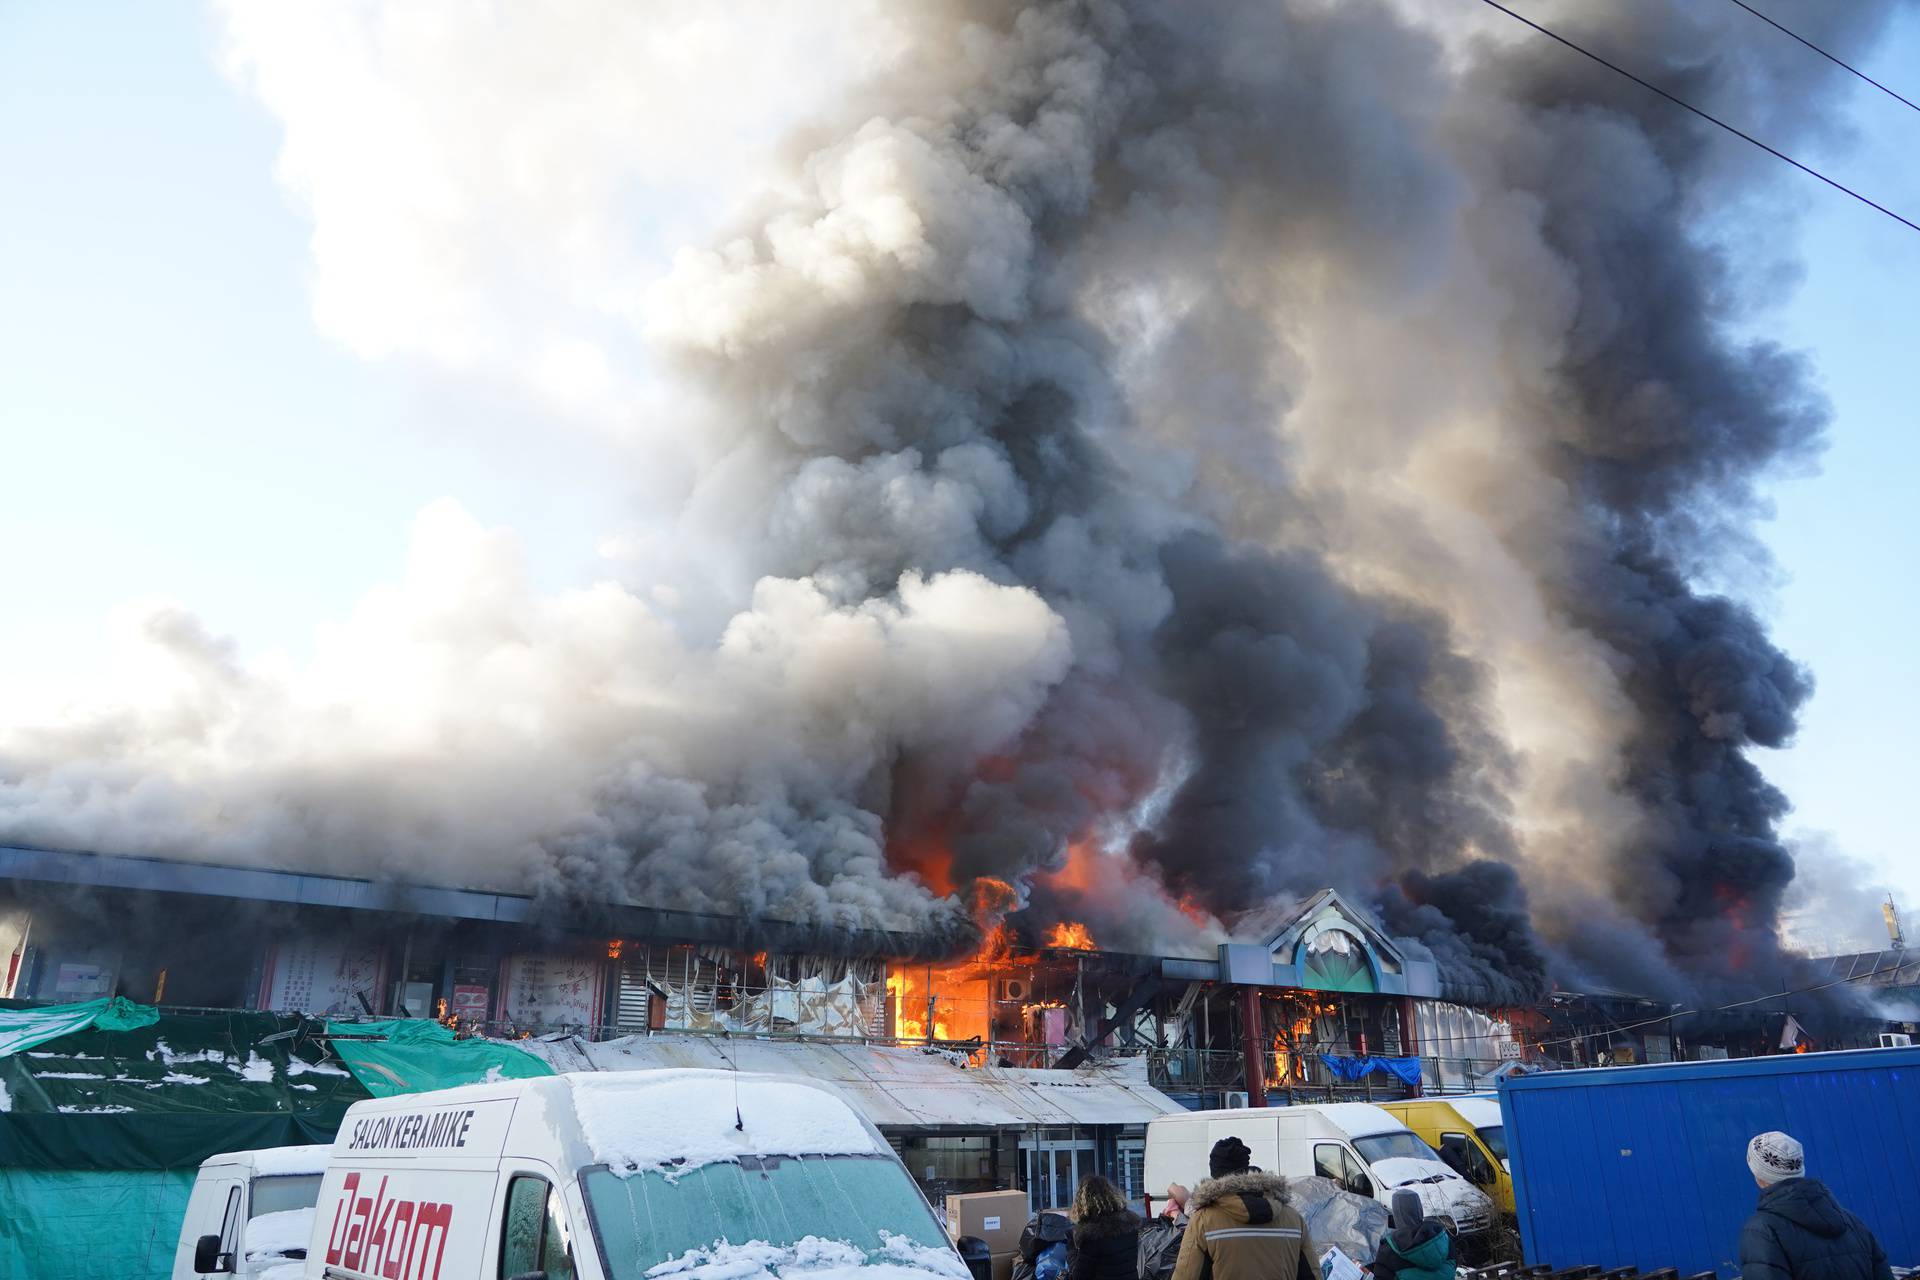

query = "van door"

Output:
[[174, 1175, 241, 1279], [1309, 1142, 1375, 1201], [495, 1171, 578, 1280]]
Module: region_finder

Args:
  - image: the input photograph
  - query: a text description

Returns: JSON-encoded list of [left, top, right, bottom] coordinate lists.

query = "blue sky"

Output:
[[1, 3, 1915, 940]]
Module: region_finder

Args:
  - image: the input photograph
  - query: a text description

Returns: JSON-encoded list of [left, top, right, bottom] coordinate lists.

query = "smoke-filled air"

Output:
[[0, 0, 1899, 1008]]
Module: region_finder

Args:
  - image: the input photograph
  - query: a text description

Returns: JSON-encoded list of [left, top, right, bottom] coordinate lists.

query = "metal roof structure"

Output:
[[1805, 949, 1920, 988], [0, 844, 952, 958], [506, 1031, 1184, 1130]]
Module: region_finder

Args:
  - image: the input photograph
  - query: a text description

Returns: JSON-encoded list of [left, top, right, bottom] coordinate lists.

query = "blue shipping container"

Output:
[[1500, 1046, 1920, 1277]]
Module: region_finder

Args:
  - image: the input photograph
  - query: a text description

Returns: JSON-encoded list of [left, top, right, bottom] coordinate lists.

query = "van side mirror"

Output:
[[192, 1234, 232, 1274]]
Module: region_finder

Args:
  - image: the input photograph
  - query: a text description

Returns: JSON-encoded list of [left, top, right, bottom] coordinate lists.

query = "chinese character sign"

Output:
[[501, 953, 602, 1030]]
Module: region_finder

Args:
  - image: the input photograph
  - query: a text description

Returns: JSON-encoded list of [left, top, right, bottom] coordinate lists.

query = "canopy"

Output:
[[512, 1032, 1183, 1129]]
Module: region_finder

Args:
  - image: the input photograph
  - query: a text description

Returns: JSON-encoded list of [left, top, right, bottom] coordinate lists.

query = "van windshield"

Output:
[[581, 1154, 951, 1280], [1475, 1126, 1507, 1163], [249, 1173, 322, 1217], [1352, 1132, 1442, 1165]]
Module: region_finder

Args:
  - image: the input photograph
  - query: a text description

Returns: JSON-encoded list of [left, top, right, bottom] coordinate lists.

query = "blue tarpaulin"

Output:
[[1318, 1054, 1422, 1087]]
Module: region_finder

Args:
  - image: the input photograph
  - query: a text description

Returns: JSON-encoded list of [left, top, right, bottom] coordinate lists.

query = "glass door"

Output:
[[1020, 1131, 1096, 1212]]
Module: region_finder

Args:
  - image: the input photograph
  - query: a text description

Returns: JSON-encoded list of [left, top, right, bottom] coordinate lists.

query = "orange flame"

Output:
[[1046, 921, 1097, 950]]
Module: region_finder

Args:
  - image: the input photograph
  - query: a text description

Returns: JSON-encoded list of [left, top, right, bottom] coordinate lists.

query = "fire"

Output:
[[607, 938, 624, 960], [1046, 921, 1096, 950], [1266, 996, 1339, 1087]]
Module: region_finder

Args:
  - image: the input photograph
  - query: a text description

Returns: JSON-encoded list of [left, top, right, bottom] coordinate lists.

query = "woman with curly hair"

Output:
[[1068, 1174, 1141, 1280]]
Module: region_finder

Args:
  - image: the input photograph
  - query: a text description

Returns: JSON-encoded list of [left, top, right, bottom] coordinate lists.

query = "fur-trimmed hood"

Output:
[[1188, 1171, 1290, 1212], [1073, 1209, 1144, 1241]]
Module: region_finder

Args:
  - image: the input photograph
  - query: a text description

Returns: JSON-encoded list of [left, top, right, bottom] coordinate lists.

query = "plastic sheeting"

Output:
[[1317, 1055, 1422, 1087], [0, 996, 158, 1058], [1288, 1175, 1391, 1259], [324, 1019, 553, 1097], [0, 1166, 194, 1280]]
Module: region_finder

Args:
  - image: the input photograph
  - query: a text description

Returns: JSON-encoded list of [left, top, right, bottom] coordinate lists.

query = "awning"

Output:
[[513, 1033, 1183, 1129]]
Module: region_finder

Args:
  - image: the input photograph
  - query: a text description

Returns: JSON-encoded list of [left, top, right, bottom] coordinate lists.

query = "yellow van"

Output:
[[1377, 1096, 1513, 1216]]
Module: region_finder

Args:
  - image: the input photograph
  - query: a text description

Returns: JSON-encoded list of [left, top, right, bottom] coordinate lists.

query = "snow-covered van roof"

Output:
[[329, 1068, 888, 1181], [1298, 1102, 1407, 1138], [1443, 1096, 1501, 1130], [199, 1143, 331, 1176]]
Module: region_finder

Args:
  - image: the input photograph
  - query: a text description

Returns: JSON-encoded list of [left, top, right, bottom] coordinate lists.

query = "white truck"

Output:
[[1144, 1101, 1495, 1237], [172, 1144, 331, 1280], [232, 1069, 970, 1280]]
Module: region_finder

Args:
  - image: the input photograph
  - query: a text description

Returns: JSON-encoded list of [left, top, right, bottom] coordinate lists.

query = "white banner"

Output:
[[263, 937, 387, 1016], [499, 953, 602, 1029]]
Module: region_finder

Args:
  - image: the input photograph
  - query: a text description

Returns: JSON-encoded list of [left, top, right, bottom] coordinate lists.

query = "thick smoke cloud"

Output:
[[0, 0, 1898, 1001]]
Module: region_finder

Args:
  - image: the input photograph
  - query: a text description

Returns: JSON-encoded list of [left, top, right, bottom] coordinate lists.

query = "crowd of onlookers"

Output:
[[1008, 1130, 1893, 1280]]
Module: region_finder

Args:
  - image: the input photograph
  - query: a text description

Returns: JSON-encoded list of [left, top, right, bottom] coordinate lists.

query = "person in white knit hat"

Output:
[[1737, 1131, 1891, 1280]]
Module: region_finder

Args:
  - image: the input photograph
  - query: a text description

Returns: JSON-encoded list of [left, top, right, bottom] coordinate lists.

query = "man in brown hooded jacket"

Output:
[[1170, 1137, 1317, 1280]]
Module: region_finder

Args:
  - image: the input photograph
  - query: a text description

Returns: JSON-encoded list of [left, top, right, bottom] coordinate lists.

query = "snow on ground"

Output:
[[244, 1208, 316, 1262], [0, 1079, 10, 1112], [161, 1072, 215, 1085], [287, 1057, 350, 1077], [568, 1070, 880, 1179], [239, 1052, 275, 1082], [246, 1144, 332, 1176], [648, 1234, 968, 1280], [34, 1071, 106, 1079], [56, 1104, 134, 1113]]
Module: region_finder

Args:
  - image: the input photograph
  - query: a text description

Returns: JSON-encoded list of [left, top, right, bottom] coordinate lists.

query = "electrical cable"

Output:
[[1474, 0, 1920, 233], [1723, 0, 1920, 116]]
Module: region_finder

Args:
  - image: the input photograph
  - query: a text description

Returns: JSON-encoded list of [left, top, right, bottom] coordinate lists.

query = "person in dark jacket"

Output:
[[1738, 1131, 1892, 1280], [1065, 1175, 1140, 1280], [1015, 1211, 1074, 1280], [1370, 1190, 1456, 1280]]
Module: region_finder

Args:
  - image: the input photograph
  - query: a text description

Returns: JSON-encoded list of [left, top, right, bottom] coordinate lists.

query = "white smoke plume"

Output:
[[0, 1, 1900, 998]]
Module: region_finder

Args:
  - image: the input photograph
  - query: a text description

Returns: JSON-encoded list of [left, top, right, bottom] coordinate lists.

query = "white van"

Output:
[[1144, 1102, 1494, 1237], [292, 1069, 969, 1280], [173, 1144, 331, 1279]]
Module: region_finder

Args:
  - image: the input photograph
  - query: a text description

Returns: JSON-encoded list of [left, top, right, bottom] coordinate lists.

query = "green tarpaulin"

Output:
[[0, 1002, 368, 1280], [1, 1002, 550, 1280], [325, 1018, 553, 1097], [0, 1167, 194, 1280], [0, 995, 159, 1058]]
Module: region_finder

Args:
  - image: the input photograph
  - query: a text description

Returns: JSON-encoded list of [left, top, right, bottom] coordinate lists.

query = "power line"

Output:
[[1723, 0, 1920, 116], [1474, 0, 1920, 234]]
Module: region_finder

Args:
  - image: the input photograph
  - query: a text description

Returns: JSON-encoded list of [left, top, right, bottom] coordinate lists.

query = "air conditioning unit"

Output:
[[996, 976, 1032, 1003], [1223, 1091, 1250, 1109], [1878, 1033, 1913, 1049]]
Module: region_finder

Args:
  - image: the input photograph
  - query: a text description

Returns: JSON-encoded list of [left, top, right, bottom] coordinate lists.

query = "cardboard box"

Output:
[[991, 1252, 1016, 1280], [946, 1190, 1030, 1255]]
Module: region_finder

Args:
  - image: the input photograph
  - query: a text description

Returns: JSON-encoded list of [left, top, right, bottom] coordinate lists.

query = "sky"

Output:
[[0, 1, 1915, 951]]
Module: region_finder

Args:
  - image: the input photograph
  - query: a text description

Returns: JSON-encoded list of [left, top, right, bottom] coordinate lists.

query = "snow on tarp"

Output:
[[514, 1034, 1182, 1129], [647, 1233, 969, 1280], [569, 1070, 881, 1178]]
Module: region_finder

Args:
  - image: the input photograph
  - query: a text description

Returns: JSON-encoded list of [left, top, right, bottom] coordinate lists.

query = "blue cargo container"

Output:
[[1500, 1046, 1920, 1277]]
